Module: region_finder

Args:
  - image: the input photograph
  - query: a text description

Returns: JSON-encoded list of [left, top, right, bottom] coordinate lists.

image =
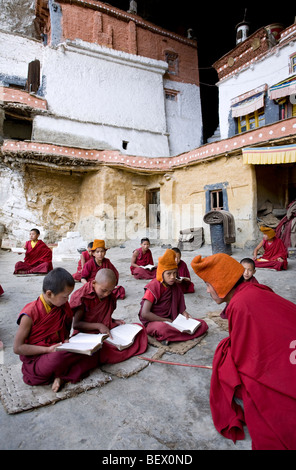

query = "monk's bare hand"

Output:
[[48, 343, 62, 353]]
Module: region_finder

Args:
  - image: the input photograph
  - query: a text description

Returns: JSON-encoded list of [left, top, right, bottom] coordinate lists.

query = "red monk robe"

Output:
[[72, 250, 92, 281], [177, 259, 195, 293], [130, 247, 156, 280], [17, 297, 98, 386], [210, 282, 296, 450], [254, 237, 288, 271], [81, 257, 125, 299], [0, 285, 3, 296], [70, 282, 147, 364], [138, 278, 208, 342], [14, 240, 53, 274]]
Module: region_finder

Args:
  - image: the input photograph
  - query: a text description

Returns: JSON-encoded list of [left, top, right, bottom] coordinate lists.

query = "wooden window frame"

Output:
[[237, 108, 265, 133]]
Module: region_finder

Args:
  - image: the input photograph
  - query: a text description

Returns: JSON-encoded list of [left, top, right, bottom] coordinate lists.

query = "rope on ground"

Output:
[[138, 356, 212, 369]]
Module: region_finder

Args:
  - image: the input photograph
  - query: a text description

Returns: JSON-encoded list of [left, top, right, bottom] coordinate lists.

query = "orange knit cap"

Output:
[[156, 249, 178, 282], [260, 226, 275, 240], [91, 239, 107, 251], [191, 253, 244, 298]]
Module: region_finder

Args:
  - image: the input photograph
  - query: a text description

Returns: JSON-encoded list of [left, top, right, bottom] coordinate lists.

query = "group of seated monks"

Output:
[[2, 224, 296, 450]]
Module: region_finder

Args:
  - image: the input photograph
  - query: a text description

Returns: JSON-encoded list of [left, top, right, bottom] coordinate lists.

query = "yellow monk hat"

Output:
[[260, 226, 275, 240], [156, 249, 178, 282], [191, 253, 244, 298], [91, 239, 107, 251]]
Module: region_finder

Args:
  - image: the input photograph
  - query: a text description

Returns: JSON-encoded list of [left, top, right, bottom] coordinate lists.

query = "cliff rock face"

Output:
[[0, 0, 38, 39]]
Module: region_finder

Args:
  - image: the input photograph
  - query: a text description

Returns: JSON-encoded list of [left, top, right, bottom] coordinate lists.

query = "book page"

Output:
[[107, 323, 142, 346], [57, 333, 107, 351]]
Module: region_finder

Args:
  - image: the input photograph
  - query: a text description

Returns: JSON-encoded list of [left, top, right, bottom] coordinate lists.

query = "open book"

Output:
[[56, 332, 108, 356], [105, 323, 143, 351], [176, 276, 191, 282], [140, 264, 156, 270], [165, 314, 201, 334]]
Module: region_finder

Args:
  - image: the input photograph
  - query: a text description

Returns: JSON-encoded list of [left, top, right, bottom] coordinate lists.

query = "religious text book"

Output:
[[141, 264, 156, 270], [56, 332, 108, 356], [105, 323, 143, 350], [165, 314, 201, 334]]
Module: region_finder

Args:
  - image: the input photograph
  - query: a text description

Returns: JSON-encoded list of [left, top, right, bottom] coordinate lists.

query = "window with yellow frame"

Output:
[[237, 108, 265, 133]]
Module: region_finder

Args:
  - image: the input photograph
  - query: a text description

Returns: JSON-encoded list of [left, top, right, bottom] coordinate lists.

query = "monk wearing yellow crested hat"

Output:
[[253, 226, 288, 271], [191, 252, 296, 450], [138, 249, 208, 345]]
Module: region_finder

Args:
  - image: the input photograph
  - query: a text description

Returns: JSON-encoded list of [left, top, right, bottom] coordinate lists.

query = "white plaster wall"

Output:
[[0, 30, 43, 83], [38, 40, 170, 157], [164, 79, 203, 155], [218, 41, 296, 139]]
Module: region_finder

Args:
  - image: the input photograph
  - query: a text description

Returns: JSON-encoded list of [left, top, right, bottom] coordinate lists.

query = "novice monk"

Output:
[[191, 253, 296, 450], [70, 269, 148, 364], [253, 226, 288, 271], [72, 242, 93, 281], [172, 247, 195, 293], [81, 239, 125, 299], [138, 249, 208, 344], [14, 228, 53, 275], [130, 237, 156, 280], [240, 257, 259, 284], [13, 268, 99, 392]]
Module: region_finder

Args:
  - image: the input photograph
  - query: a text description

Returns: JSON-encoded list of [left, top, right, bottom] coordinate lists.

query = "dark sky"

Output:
[[104, 1, 295, 142]]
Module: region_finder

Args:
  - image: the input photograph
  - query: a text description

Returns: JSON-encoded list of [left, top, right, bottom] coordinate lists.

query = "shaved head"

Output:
[[94, 268, 117, 286]]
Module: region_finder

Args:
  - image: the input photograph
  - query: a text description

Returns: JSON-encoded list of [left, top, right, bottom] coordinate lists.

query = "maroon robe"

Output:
[[138, 279, 208, 342], [72, 251, 91, 281], [130, 247, 156, 280], [14, 240, 53, 274], [177, 259, 195, 293], [210, 282, 296, 450], [70, 282, 147, 364], [0, 285, 3, 296], [17, 297, 98, 386], [81, 257, 125, 299], [254, 237, 288, 271]]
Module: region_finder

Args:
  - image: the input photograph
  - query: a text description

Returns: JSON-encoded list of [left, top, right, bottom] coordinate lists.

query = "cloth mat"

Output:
[[0, 345, 160, 414], [147, 332, 207, 354]]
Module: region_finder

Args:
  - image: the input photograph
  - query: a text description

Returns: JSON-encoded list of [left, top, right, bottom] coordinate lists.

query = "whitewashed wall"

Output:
[[164, 79, 203, 155], [218, 39, 296, 139]]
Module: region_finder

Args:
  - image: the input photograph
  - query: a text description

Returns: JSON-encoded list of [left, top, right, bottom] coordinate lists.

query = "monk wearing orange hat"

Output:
[[253, 226, 288, 271], [81, 239, 125, 300], [191, 253, 296, 450], [138, 249, 208, 344]]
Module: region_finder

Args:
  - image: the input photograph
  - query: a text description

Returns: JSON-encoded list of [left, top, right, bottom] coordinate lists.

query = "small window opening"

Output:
[[3, 111, 32, 141], [122, 140, 129, 150], [210, 189, 224, 211]]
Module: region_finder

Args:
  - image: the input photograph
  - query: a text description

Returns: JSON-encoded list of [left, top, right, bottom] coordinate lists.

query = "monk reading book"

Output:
[[70, 269, 148, 364], [191, 253, 296, 450], [72, 242, 93, 281], [172, 247, 195, 293], [138, 249, 208, 345], [81, 239, 125, 299], [253, 226, 288, 271], [14, 228, 53, 275], [130, 238, 157, 280], [13, 268, 99, 393]]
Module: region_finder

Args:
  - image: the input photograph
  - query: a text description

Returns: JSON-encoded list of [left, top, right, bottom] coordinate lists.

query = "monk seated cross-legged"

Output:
[[191, 252, 296, 450], [138, 249, 208, 345], [14, 228, 53, 275], [130, 237, 157, 280], [70, 269, 148, 365], [253, 226, 288, 271], [172, 247, 195, 294], [80, 239, 125, 300], [13, 268, 99, 393]]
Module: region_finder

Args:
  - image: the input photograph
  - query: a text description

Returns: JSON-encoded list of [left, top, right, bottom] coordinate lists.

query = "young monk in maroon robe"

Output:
[[72, 242, 93, 281], [191, 253, 296, 450], [130, 237, 156, 280], [81, 239, 125, 300], [253, 226, 288, 271], [14, 228, 53, 275], [172, 247, 195, 293], [70, 269, 148, 364], [13, 268, 99, 393], [138, 249, 208, 345]]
